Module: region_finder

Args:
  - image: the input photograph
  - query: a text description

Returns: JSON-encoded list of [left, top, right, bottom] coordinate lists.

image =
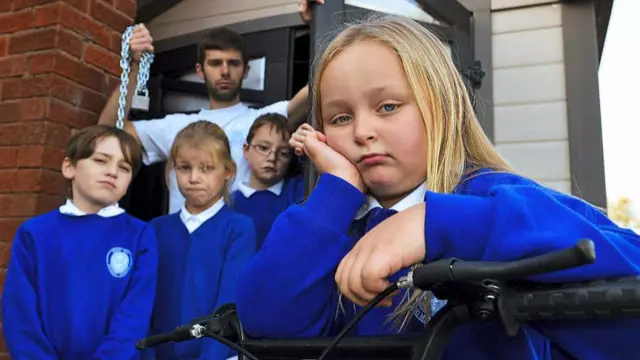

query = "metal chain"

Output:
[[117, 25, 155, 130]]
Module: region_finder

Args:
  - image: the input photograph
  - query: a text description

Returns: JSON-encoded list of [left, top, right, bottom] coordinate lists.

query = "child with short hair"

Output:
[[148, 120, 256, 360], [236, 15, 640, 359], [2, 125, 158, 360], [232, 113, 304, 249]]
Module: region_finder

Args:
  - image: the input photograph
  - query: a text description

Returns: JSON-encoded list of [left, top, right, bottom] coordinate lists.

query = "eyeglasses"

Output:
[[250, 143, 293, 160]]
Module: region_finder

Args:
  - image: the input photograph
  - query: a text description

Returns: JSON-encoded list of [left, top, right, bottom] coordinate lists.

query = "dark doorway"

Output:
[[120, 26, 309, 221]]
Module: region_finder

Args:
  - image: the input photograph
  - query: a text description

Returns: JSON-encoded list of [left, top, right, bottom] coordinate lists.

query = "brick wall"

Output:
[[0, 0, 136, 357]]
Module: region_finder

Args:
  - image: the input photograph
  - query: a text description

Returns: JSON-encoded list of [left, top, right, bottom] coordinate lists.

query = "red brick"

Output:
[[0, 328, 6, 354], [114, 0, 136, 20], [55, 53, 105, 91], [0, 147, 18, 168], [0, 37, 8, 57], [17, 145, 64, 170], [92, 0, 132, 32], [0, 242, 10, 268], [0, 218, 26, 242], [35, 193, 64, 214], [42, 121, 71, 148], [0, 121, 46, 145], [15, 169, 46, 192], [0, 102, 19, 123], [21, 98, 49, 121], [28, 51, 56, 74], [50, 75, 105, 114], [0, 193, 37, 216], [0, 0, 15, 13], [0, 169, 46, 192], [62, 0, 90, 13], [0, 98, 48, 122], [0, 193, 63, 216], [60, 3, 111, 48], [84, 44, 120, 76], [1, 75, 53, 100], [0, 9, 32, 34], [40, 168, 67, 195], [0, 56, 27, 78], [33, 2, 62, 27], [0, 270, 6, 291], [57, 27, 84, 58], [13, 0, 56, 11], [0, 168, 66, 194], [8, 26, 57, 54], [110, 30, 122, 53], [0, 169, 18, 191], [48, 98, 97, 128], [28, 52, 105, 92]]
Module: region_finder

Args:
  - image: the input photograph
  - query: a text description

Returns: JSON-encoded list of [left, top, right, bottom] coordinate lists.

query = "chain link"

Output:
[[117, 25, 155, 130]]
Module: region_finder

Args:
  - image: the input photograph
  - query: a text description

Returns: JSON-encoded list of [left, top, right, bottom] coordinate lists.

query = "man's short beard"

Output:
[[205, 77, 242, 102]]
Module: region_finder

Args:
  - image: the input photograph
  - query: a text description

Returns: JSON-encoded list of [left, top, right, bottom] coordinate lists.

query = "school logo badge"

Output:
[[106, 247, 133, 278], [413, 296, 428, 325]]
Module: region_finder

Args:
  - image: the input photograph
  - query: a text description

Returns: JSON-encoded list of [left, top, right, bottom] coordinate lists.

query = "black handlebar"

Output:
[[136, 325, 193, 351], [407, 239, 596, 289], [505, 276, 640, 322], [136, 239, 640, 360]]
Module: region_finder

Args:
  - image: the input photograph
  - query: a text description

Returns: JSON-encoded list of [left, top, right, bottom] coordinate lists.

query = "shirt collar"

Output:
[[237, 180, 284, 198], [354, 185, 426, 220], [179, 197, 225, 233], [59, 199, 124, 218]]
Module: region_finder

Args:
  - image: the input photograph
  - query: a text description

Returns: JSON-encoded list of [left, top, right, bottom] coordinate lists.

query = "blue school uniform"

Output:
[[236, 170, 640, 359], [149, 199, 256, 360], [231, 175, 304, 250], [2, 200, 158, 360]]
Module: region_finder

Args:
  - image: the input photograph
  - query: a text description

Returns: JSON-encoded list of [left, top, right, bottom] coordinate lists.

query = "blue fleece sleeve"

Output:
[[2, 227, 59, 360], [237, 174, 366, 338], [424, 173, 640, 359], [425, 174, 640, 280], [92, 225, 159, 360], [200, 216, 257, 360]]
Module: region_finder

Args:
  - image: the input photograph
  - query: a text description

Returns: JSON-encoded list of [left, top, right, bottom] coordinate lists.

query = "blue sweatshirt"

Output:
[[149, 204, 256, 360], [231, 175, 304, 250], [236, 170, 640, 360], [2, 209, 158, 360]]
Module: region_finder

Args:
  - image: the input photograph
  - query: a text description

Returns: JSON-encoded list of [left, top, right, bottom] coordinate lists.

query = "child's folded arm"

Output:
[[237, 173, 365, 338], [423, 174, 640, 360], [424, 174, 640, 281], [91, 225, 159, 360], [2, 227, 59, 360]]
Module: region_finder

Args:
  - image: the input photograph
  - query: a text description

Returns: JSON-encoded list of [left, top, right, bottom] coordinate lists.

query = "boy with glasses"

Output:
[[232, 113, 304, 250]]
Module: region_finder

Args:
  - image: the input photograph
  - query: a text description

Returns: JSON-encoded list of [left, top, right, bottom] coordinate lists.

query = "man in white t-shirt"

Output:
[[98, 24, 309, 214]]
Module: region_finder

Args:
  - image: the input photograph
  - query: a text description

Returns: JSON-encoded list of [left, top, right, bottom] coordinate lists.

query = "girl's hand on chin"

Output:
[[292, 124, 365, 192]]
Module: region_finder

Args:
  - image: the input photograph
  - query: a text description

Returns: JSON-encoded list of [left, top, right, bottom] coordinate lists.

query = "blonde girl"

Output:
[[149, 121, 256, 360], [236, 15, 640, 360]]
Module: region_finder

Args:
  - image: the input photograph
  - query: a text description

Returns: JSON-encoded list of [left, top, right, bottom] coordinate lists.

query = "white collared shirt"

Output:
[[236, 180, 284, 198], [354, 185, 426, 220], [179, 198, 225, 234], [59, 199, 124, 218]]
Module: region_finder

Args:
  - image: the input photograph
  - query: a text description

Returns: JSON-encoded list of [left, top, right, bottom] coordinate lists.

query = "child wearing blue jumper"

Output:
[[2, 125, 159, 360], [148, 121, 256, 360], [232, 113, 304, 250], [236, 15, 640, 360]]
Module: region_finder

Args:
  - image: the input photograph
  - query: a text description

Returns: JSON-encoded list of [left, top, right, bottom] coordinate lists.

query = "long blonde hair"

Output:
[[312, 15, 515, 326], [169, 120, 237, 205]]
